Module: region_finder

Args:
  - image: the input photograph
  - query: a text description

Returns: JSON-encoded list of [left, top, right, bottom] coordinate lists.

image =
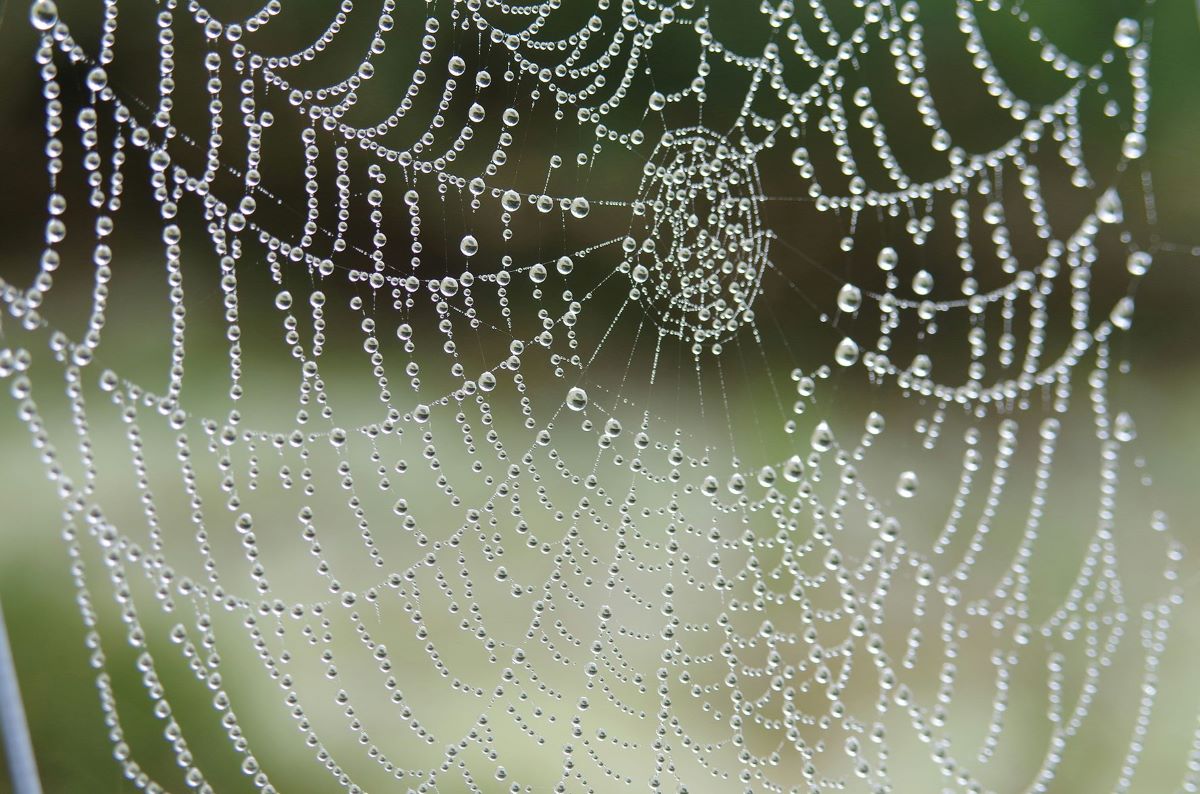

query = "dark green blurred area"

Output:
[[2, 0, 1200, 792]]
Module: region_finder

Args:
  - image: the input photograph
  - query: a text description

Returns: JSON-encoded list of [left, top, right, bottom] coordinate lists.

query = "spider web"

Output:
[[3, 0, 1198, 791]]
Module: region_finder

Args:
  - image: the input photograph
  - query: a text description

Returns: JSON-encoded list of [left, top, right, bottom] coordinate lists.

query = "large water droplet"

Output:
[[877, 246, 898, 272], [1114, 18, 1140, 48], [1122, 131, 1147, 160], [566, 387, 588, 411], [1097, 188, 1123, 224], [30, 0, 57, 30], [835, 337, 860, 367], [811, 421, 834, 452], [1126, 251, 1152, 276], [837, 283, 862, 313], [911, 270, 934, 296], [1110, 296, 1135, 330]]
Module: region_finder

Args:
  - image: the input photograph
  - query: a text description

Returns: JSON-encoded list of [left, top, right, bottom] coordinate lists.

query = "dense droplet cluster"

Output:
[[0, 0, 1192, 793], [625, 127, 766, 350]]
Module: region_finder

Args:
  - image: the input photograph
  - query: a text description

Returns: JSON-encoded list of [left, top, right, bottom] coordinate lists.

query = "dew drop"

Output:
[[1122, 131, 1147, 160], [1126, 251, 1152, 276], [811, 421, 834, 452], [30, 0, 57, 30], [1114, 18, 1140, 48], [783, 455, 804, 482], [866, 411, 885, 435], [877, 247, 898, 272], [911, 270, 934, 296], [86, 67, 109, 92], [1097, 188, 1123, 224], [834, 337, 860, 367], [1110, 296, 1135, 330], [566, 387, 588, 411], [837, 283, 862, 313]]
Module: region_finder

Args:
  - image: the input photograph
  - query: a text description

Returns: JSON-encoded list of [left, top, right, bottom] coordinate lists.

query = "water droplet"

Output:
[[837, 283, 862, 313], [1097, 188, 1123, 224], [835, 337, 859, 367], [865, 411, 885, 435], [1126, 251, 1152, 276], [896, 471, 918, 498], [86, 67, 108, 92], [811, 421, 834, 452], [1114, 412, 1136, 442], [30, 0, 57, 30], [911, 270, 934, 296], [566, 387, 588, 411], [1122, 131, 1147, 160], [1110, 296, 1135, 330], [877, 247, 898, 272], [460, 235, 479, 257], [1114, 18, 1140, 48]]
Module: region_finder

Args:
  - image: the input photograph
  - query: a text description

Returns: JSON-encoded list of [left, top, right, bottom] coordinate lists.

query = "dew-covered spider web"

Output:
[[3, 0, 1200, 791]]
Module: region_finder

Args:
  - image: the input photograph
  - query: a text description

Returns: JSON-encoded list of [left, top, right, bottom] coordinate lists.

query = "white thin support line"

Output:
[[0, 597, 42, 794]]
